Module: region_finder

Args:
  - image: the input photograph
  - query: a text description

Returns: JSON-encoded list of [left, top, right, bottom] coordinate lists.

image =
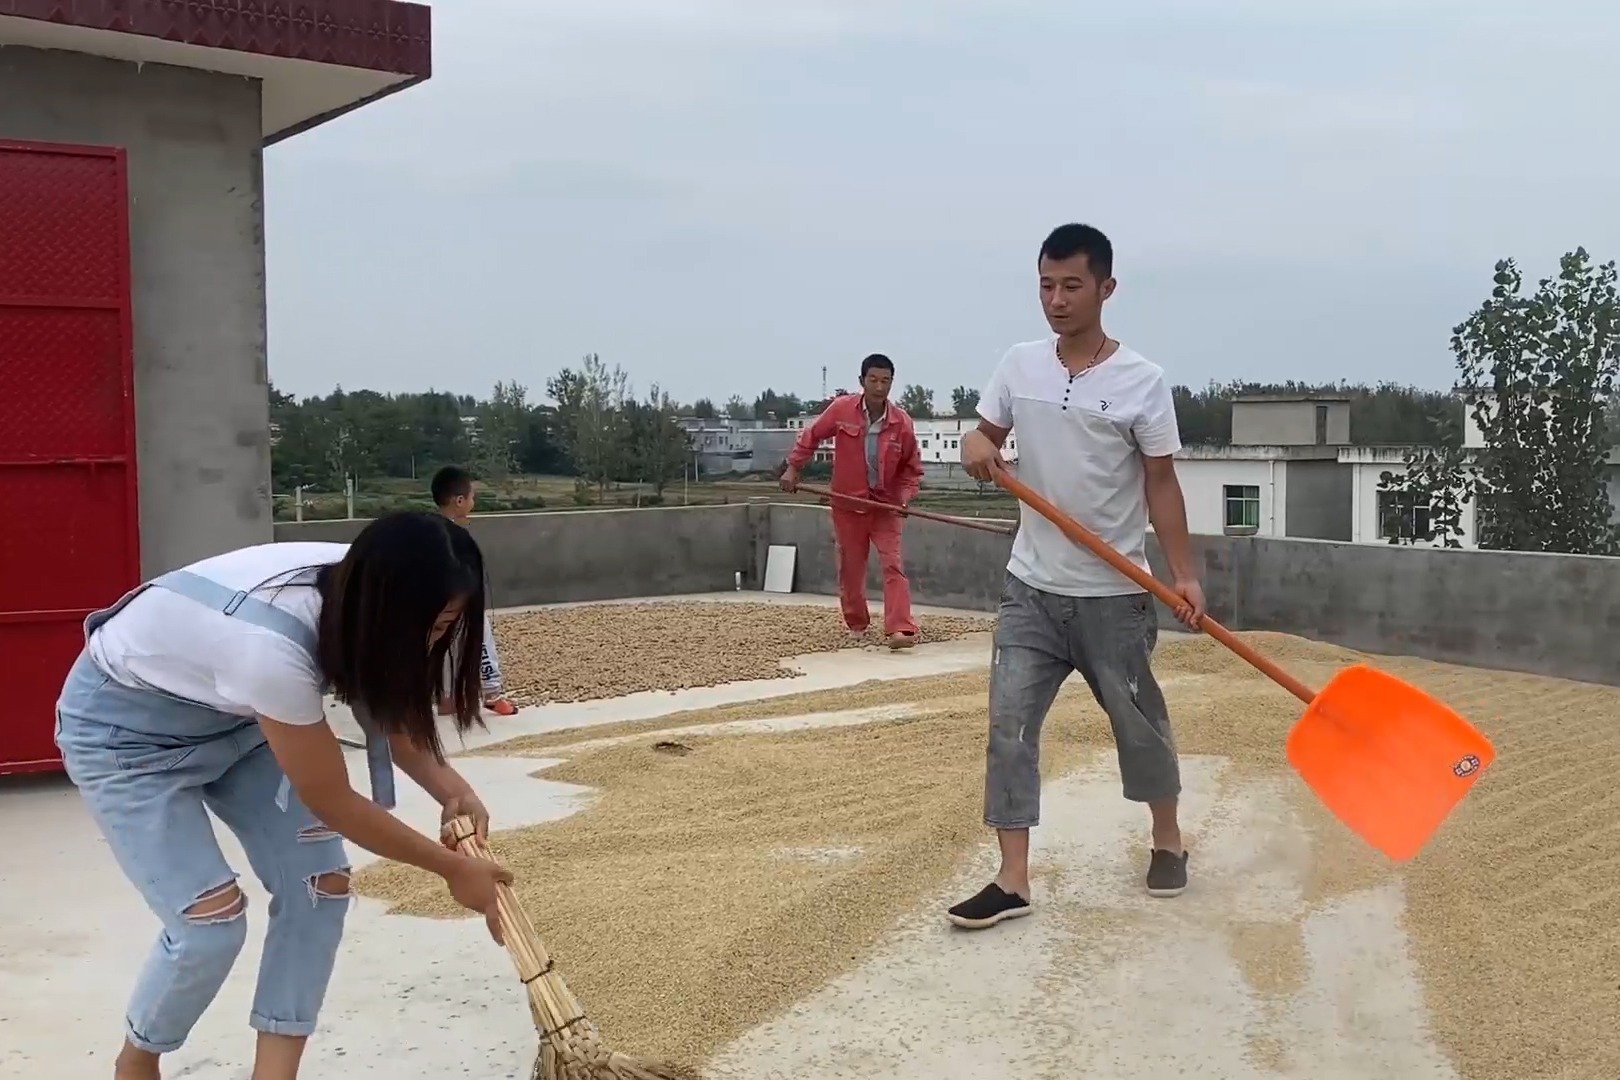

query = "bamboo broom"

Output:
[[445, 816, 695, 1080]]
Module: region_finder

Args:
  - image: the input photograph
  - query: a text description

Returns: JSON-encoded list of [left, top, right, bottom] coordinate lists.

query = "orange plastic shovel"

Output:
[[993, 469, 1494, 862]]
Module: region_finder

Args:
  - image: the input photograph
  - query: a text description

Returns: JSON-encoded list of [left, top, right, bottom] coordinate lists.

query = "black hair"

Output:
[[430, 464, 474, 508], [315, 510, 487, 760], [860, 353, 895, 379], [1039, 223, 1113, 281]]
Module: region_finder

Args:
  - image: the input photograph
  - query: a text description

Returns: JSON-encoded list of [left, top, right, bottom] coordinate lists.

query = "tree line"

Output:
[[269, 355, 694, 499], [271, 239, 1620, 560], [271, 372, 1472, 495]]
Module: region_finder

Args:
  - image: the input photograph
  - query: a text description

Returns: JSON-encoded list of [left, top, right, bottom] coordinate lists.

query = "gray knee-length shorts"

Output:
[[984, 572, 1180, 829]]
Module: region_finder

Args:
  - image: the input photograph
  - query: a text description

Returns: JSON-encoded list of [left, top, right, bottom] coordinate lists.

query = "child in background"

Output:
[[431, 465, 519, 717]]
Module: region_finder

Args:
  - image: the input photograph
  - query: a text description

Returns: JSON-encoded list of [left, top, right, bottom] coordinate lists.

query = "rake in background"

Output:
[[793, 482, 1017, 536], [445, 816, 695, 1080]]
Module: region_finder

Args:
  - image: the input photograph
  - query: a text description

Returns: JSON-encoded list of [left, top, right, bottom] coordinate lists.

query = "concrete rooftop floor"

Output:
[[1, 594, 1453, 1079]]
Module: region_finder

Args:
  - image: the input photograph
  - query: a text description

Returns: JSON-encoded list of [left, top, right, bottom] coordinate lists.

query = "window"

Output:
[[1315, 404, 1329, 445], [1377, 491, 1433, 540], [1473, 489, 1499, 548], [1223, 484, 1261, 529]]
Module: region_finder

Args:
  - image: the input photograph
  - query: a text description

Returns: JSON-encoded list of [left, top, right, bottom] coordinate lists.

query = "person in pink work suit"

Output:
[[780, 353, 925, 648]]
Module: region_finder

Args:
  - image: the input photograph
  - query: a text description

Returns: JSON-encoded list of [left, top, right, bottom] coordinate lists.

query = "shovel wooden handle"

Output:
[[992, 469, 1317, 705], [794, 483, 1016, 537]]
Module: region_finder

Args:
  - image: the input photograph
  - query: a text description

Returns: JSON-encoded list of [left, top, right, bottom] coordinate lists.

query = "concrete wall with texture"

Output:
[[277, 505, 760, 608], [0, 48, 271, 576], [280, 502, 1620, 686], [767, 503, 1620, 687], [0, 49, 268, 579]]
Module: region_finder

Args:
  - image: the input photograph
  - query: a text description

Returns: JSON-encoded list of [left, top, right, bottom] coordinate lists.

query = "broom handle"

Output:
[[992, 470, 1318, 705], [444, 817, 588, 1025], [795, 483, 1016, 537]]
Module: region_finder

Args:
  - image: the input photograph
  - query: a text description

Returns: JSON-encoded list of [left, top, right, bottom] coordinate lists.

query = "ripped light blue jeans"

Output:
[[55, 651, 352, 1054]]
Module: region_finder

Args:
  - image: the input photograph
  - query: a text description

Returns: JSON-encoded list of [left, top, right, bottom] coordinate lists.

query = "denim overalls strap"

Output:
[[109, 568, 398, 810]]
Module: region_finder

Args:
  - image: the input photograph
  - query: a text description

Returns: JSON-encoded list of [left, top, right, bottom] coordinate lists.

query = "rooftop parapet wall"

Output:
[[279, 504, 762, 608], [276, 502, 1620, 687]]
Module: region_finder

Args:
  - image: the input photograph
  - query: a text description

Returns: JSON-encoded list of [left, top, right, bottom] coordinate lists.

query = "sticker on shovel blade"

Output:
[[1452, 754, 1482, 779]]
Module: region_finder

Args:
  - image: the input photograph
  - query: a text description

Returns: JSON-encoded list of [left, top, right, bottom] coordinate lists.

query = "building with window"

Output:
[[1179, 394, 1620, 547], [784, 393, 1619, 542], [677, 417, 800, 476], [1171, 396, 1474, 544]]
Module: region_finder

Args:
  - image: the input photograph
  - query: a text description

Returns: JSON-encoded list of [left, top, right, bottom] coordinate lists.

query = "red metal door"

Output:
[[0, 141, 140, 775]]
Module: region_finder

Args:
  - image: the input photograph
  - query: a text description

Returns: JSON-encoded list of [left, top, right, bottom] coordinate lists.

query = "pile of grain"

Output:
[[488, 601, 993, 705], [359, 630, 1620, 1079], [357, 693, 1094, 1071]]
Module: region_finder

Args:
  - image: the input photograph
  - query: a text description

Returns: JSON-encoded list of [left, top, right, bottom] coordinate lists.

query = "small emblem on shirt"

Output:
[[1099, 400, 1111, 412]]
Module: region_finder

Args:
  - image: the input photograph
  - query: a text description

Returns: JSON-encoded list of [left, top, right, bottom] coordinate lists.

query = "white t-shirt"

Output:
[[978, 338, 1181, 597], [88, 542, 349, 726]]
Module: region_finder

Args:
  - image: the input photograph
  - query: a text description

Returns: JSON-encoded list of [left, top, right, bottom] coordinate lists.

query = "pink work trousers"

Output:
[[831, 506, 917, 636]]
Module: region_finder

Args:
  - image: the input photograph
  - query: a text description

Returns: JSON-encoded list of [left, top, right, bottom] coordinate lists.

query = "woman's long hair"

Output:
[[315, 511, 488, 761]]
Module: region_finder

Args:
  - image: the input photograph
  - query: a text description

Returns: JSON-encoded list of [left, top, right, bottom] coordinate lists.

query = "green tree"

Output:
[[470, 381, 530, 480], [404, 390, 475, 473], [724, 394, 752, 420], [513, 405, 569, 475], [624, 384, 692, 497], [269, 384, 333, 490], [752, 388, 804, 422], [1169, 379, 1458, 446], [949, 385, 980, 418], [1380, 249, 1620, 553], [691, 398, 717, 420], [559, 354, 630, 500], [1377, 409, 1472, 547], [898, 384, 935, 418]]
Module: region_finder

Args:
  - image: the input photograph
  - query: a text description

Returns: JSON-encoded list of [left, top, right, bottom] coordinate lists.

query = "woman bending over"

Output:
[[55, 511, 512, 1079]]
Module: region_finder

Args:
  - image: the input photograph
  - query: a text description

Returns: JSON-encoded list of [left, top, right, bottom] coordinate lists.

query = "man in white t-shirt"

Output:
[[947, 223, 1206, 930]]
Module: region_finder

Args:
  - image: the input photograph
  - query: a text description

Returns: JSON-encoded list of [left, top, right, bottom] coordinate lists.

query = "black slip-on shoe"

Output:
[[1146, 848, 1190, 898], [946, 882, 1032, 929]]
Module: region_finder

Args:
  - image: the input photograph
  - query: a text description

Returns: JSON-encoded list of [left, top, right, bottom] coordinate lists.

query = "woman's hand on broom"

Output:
[[444, 856, 513, 944], [439, 791, 491, 848]]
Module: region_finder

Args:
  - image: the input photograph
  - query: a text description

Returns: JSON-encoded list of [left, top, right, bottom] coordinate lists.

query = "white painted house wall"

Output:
[[1173, 456, 1288, 537], [1340, 447, 1481, 548]]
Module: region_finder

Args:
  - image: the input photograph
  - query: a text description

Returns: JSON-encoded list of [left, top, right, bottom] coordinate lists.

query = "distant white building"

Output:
[[1174, 393, 1618, 547], [780, 393, 1616, 546], [677, 417, 797, 476], [1170, 395, 1479, 546]]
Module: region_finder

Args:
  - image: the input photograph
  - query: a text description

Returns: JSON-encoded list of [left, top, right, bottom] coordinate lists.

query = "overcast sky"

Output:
[[263, 0, 1620, 408]]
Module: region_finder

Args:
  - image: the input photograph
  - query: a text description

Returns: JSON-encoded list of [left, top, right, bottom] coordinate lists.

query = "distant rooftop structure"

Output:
[[1231, 395, 1352, 447], [1233, 394, 1354, 404]]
